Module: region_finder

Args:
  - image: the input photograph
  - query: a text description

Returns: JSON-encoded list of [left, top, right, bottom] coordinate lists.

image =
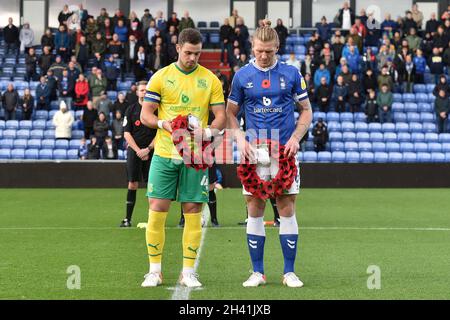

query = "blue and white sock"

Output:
[[279, 215, 299, 274], [246, 216, 265, 274]]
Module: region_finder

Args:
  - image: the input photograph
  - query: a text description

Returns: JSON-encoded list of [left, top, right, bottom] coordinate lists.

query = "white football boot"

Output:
[[242, 272, 267, 287], [282, 272, 304, 288], [179, 272, 202, 288], [141, 272, 163, 287]]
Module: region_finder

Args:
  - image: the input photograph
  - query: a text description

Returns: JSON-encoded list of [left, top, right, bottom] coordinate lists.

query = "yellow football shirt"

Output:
[[144, 62, 225, 159]]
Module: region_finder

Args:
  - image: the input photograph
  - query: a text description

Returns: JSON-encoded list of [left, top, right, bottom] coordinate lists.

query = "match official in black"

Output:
[[120, 81, 157, 227]]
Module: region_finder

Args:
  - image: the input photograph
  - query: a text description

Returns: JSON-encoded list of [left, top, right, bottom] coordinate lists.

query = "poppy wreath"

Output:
[[237, 139, 297, 200], [171, 115, 214, 171]]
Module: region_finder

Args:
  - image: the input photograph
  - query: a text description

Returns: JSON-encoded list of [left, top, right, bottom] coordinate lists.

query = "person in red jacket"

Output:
[[74, 73, 90, 110]]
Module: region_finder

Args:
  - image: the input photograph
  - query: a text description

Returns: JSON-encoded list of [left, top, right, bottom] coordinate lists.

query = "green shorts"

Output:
[[147, 155, 209, 203]]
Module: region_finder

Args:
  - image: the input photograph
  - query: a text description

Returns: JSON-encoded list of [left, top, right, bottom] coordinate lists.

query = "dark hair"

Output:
[[137, 80, 148, 87], [178, 28, 202, 46]]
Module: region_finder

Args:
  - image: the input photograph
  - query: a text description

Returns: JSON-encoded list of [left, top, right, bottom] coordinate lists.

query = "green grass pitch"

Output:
[[1, 188, 450, 300]]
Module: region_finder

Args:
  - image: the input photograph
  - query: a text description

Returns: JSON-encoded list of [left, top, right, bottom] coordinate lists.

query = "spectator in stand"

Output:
[[314, 63, 331, 88], [165, 25, 178, 45], [304, 73, 315, 101], [112, 110, 125, 150], [306, 31, 323, 55], [154, 10, 167, 32], [141, 9, 153, 32], [274, 19, 289, 55], [124, 35, 140, 74], [49, 55, 67, 81], [331, 30, 345, 64], [403, 54, 416, 93], [347, 27, 363, 54], [179, 11, 195, 32], [315, 77, 332, 112], [100, 18, 114, 43], [332, 75, 348, 113], [58, 5, 73, 26], [97, 8, 110, 27], [362, 47, 376, 72], [348, 74, 363, 113], [219, 18, 234, 66], [92, 52, 104, 69], [91, 32, 107, 57], [228, 9, 240, 28], [363, 68, 377, 94], [352, 17, 366, 39], [36, 76, 51, 110], [19, 22, 34, 54], [428, 47, 444, 84], [125, 83, 138, 106], [111, 93, 128, 115], [129, 21, 143, 42], [2, 84, 19, 121], [25, 47, 38, 82], [4, 17, 19, 55], [74, 74, 89, 110], [148, 44, 166, 75], [114, 19, 129, 43], [167, 12, 180, 32], [413, 49, 427, 84], [317, 16, 332, 42], [112, 9, 128, 29], [380, 13, 397, 38], [102, 136, 119, 160], [344, 45, 360, 74], [57, 69, 75, 110], [20, 88, 34, 121], [435, 89, 450, 133], [421, 32, 434, 57], [93, 112, 109, 148], [97, 92, 113, 121], [411, 3, 424, 29], [338, 1, 355, 31], [87, 136, 101, 160], [377, 65, 394, 91], [433, 26, 448, 53], [128, 11, 141, 30], [323, 54, 336, 80], [406, 28, 421, 52], [41, 29, 55, 52], [55, 24, 70, 62], [365, 89, 378, 123], [103, 55, 121, 91], [53, 101, 74, 140], [167, 34, 178, 64], [82, 101, 98, 139], [75, 36, 89, 72], [144, 20, 157, 49], [285, 53, 301, 70], [108, 33, 124, 59], [433, 75, 450, 98], [312, 118, 329, 152], [67, 13, 81, 32], [89, 68, 107, 107], [67, 61, 81, 81], [377, 84, 393, 123], [236, 17, 250, 55], [338, 64, 352, 85], [78, 138, 88, 160], [425, 13, 439, 36], [403, 11, 418, 34]]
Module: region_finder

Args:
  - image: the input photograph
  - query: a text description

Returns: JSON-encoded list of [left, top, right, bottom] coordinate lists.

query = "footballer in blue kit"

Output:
[[226, 20, 313, 288]]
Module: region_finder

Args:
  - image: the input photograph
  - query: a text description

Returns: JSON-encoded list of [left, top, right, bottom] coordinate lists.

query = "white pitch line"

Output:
[[171, 205, 210, 300]]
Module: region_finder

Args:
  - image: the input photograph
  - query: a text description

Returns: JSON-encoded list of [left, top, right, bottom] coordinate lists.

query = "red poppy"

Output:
[[261, 79, 271, 89], [135, 120, 141, 126]]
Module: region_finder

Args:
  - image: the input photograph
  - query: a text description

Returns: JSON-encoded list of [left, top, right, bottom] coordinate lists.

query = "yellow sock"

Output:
[[146, 210, 168, 265], [182, 212, 202, 268]]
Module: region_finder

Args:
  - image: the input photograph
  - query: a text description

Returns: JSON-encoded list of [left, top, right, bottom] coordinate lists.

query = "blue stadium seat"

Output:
[[397, 132, 411, 142], [368, 123, 381, 132], [75, 110, 84, 119], [391, 103, 404, 112], [413, 84, 426, 93], [358, 142, 372, 152], [354, 122, 368, 132], [14, 139, 27, 149], [428, 142, 442, 153], [340, 112, 353, 122], [374, 152, 388, 163], [209, 21, 220, 28], [372, 142, 386, 152], [411, 132, 425, 142], [381, 123, 395, 132], [39, 149, 53, 160], [428, 93, 435, 103], [407, 112, 420, 122], [35, 110, 49, 120], [41, 139, 55, 149], [417, 152, 432, 162], [393, 112, 407, 122], [5, 120, 19, 130], [67, 149, 78, 160], [420, 113, 435, 123], [55, 140, 69, 149], [296, 152, 303, 162], [415, 93, 428, 103], [393, 93, 402, 103], [400, 142, 414, 152], [331, 151, 346, 162], [442, 143, 450, 153], [0, 149, 11, 159], [446, 153, 450, 162], [431, 153, 446, 162], [344, 141, 358, 152], [356, 132, 370, 142], [354, 113, 366, 122], [50, 102, 60, 111], [403, 93, 415, 103], [386, 142, 400, 152], [330, 141, 344, 152], [0, 139, 13, 149], [423, 122, 437, 133], [360, 152, 374, 163], [425, 132, 439, 142], [409, 123, 423, 133], [305, 141, 315, 151], [327, 121, 341, 131], [19, 120, 33, 130], [326, 112, 339, 122], [16, 129, 30, 139], [317, 151, 331, 162], [383, 132, 397, 142], [30, 129, 44, 140], [44, 130, 55, 139], [426, 84, 435, 92], [404, 103, 418, 112], [46, 120, 55, 130], [27, 139, 42, 149], [313, 112, 326, 122], [439, 133, 450, 143], [388, 152, 403, 163], [72, 130, 84, 139], [107, 91, 118, 101], [118, 149, 125, 160], [11, 149, 25, 160], [197, 21, 207, 28], [0, 120, 5, 130], [0, 130, 2, 139], [342, 132, 356, 142], [24, 149, 39, 160], [209, 33, 220, 44], [403, 152, 417, 163], [32, 120, 46, 130], [346, 151, 360, 163], [341, 122, 355, 132], [303, 151, 317, 162], [53, 149, 67, 160], [418, 103, 432, 112], [369, 132, 383, 142], [3, 129, 16, 139], [69, 140, 80, 149], [329, 132, 342, 141], [414, 142, 428, 152]]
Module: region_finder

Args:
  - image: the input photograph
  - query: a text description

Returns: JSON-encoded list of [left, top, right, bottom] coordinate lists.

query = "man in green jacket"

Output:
[[377, 84, 393, 123], [89, 68, 107, 107], [179, 11, 195, 32], [405, 28, 421, 52]]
